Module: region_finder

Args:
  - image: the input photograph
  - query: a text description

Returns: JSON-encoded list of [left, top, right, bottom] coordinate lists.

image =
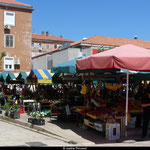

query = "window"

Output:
[[39, 43, 42, 52], [46, 44, 49, 49], [32, 43, 34, 48], [4, 11, 15, 26], [39, 43, 42, 48], [4, 57, 14, 71], [54, 44, 57, 49], [4, 35, 14, 48]]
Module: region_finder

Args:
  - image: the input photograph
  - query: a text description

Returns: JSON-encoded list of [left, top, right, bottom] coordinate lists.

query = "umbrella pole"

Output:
[[125, 69, 129, 137]]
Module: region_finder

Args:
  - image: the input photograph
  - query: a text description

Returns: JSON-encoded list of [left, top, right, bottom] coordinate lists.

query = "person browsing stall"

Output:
[[141, 89, 150, 139]]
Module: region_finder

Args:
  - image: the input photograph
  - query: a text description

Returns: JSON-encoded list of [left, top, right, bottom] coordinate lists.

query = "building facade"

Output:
[[32, 35, 150, 70], [0, 0, 33, 72], [31, 32, 74, 57]]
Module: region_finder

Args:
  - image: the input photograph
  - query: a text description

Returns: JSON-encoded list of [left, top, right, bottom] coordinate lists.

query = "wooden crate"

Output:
[[115, 116, 125, 133], [84, 119, 95, 129]]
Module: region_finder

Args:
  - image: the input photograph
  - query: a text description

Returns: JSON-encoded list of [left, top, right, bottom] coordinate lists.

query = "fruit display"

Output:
[[105, 83, 122, 91], [86, 106, 116, 120], [76, 106, 92, 112], [114, 99, 142, 113]]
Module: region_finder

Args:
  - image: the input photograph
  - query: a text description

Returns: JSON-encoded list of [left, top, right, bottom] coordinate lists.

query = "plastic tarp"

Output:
[[51, 56, 86, 74]]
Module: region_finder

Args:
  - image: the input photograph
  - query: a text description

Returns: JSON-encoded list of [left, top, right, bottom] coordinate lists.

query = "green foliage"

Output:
[[0, 94, 4, 97], [0, 52, 6, 69], [3, 103, 11, 113], [52, 99, 65, 107], [10, 104, 21, 113], [41, 99, 48, 102], [30, 111, 46, 118], [96, 48, 104, 53], [96, 47, 114, 54]]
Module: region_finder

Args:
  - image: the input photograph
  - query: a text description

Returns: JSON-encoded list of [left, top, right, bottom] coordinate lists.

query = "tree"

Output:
[[0, 52, 6, 70]]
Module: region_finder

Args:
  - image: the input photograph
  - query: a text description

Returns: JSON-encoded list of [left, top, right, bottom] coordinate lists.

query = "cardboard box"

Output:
[[94, 121, 103, 132], [106, 123, 120, 140], [127, 117, 136, 128]]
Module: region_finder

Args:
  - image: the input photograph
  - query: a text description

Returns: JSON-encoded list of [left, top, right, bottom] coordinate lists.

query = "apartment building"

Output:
[[0, 0, 33, 72], [32, 32, 74, 57], [32, 35, 150, 69]]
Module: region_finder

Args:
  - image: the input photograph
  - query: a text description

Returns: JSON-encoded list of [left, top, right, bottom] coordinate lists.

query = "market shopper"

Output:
[[141, 89, 150, 139]]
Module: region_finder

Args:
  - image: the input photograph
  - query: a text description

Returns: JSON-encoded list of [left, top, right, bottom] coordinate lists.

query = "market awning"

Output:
[[26, 69, 54, 84], [51, 56, 86, 74], [76, 44, 150, 72], [17, 72, 28, 80], [0, 71, 16, 84], [16, 72, 30, 84]]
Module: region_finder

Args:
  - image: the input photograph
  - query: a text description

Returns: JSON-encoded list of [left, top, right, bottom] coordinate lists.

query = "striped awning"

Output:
[[27, 69, 54, 84]]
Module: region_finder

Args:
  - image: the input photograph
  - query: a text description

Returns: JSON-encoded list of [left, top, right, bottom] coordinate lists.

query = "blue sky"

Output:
[[19, 0, 150, 42]]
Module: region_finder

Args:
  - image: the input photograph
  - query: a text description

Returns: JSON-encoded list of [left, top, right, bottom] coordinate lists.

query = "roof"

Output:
[[0, 0, 32, 9], [32, 48, 59, 59], [71, 35, 150, 49], [32, 33, 74, 43]]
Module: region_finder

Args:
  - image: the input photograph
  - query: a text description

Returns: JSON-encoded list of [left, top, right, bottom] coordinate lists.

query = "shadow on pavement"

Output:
[[47, 117, 150, 145], [47, 119, 145, 144]]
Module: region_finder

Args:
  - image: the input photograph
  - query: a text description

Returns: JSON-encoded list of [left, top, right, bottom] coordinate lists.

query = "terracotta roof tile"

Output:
[[32, 33, 74, 43], [71, 35, 150, 49], [0, 0, 32, 7]]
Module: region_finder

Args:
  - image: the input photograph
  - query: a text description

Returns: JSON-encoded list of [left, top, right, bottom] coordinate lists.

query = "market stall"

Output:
[[16, 71, 29, 84], [76, 44, 150, 139], [51, 57, 86, 120], [26, 69, 55, 115], [27, 69, 54, 84]]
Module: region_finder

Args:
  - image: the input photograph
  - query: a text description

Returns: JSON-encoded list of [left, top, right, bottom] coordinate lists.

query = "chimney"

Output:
[[41, 31, 45, 35], [134, 35, 138, 39], [60, 35, 63, 38], [46, 31, 49, 36]]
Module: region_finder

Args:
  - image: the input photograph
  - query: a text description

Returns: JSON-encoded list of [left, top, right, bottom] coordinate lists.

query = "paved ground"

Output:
[[0, 119, 72, 147], [1, 111, 150, 147]]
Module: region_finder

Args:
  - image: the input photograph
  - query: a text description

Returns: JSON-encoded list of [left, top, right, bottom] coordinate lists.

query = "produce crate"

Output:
[[84, 119, 95, 129], [127, 117, 136, 128], [106, 123, 120, 140], [10, 111, 20, 119], [94, 121, 104, 132], [115, 116, 126, 133], [31, 118, 45, 125]]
